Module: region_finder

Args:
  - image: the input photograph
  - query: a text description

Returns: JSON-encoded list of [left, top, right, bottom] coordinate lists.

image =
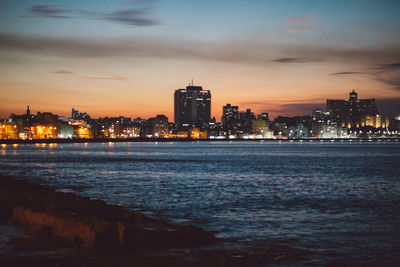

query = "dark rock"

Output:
[[0, 174, 216, 251]]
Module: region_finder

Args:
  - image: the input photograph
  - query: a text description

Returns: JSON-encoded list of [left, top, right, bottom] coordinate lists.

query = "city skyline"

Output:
[[1, 87, 398, 122], [1, 0, 400, 119]]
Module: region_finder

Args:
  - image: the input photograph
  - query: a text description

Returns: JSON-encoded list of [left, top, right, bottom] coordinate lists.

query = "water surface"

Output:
[[1, 141, 399, 265]]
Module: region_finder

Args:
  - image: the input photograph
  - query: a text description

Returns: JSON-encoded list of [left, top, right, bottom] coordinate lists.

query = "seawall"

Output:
[[0, 174, 216, 250]]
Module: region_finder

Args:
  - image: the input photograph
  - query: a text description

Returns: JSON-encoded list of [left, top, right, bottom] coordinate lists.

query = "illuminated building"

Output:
[[30, 125, 58, 139], [174, 84, 211, 129], [327, 90, 378, 128], [251, 119, 273, 139], [361, 114, 389, 129], [59, 122, 74, 139], [252, 119, 268, 136], [190, 128, 208, 139], [75, 127, 92, 139], [147, 115, 169, 137], [311, 109, 339, 138], [0, 123, 19, 139], [273, 122, 288, 138], [167, 132, 189, 138]]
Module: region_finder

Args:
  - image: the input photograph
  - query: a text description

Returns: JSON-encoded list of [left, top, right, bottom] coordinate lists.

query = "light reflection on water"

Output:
[[0, 141, 400, 265]]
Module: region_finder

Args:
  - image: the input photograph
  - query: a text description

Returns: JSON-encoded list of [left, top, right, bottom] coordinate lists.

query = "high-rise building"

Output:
[[222, 104, 239, 125], [327, 90, 378, 128], [221, 104, 239, 135], [174, 84, 211, 128]]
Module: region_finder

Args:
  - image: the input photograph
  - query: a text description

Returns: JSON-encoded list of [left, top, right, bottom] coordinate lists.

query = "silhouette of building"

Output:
[[72, 108, 79, 119], [257, 113, 269, 121], [147, 115, 169, 137], [239, 109, 256, 133], [221, 104, 239, 135], [174, 84, 211, 129], [327, 90, 378, 128]]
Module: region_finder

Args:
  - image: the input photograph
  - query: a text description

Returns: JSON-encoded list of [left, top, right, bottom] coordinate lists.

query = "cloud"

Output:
[[102, 9, 159, 26], [2, 32, 400, 88], [52, 69, 74, 74], [369, 62, 400, 91], [331, 71, 366, 75], [331, 63, 400, 91], [286, 26, 318, 33], [23, 4, 160, 27], [286, 15, 319, 33], [272, 57, 322, 63], [374, 62, 400, 70], [287, 16, 319, 25], [374, 75, 400, 90], [88, 75, 128, 81], [26, 5, 71, 18]]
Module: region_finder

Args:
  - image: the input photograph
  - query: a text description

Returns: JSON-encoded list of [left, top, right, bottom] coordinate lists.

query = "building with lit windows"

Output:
[[221, 104, 239, 135], [148, 115, 169, 137], [327, 90, 378, 128], [174, 84, 211, 129]]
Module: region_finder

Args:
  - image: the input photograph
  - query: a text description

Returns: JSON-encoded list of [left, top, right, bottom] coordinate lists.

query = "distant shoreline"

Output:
[[0, 137, 399, 145]]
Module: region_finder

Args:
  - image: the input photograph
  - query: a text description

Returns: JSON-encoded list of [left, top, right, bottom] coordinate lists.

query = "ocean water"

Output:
[[1, 141, 400, 265]]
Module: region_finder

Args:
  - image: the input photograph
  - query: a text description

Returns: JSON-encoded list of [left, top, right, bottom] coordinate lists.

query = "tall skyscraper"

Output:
[[174, 84, 211, 128]]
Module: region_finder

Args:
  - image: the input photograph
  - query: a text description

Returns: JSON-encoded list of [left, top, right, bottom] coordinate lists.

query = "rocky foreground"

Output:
[[0, 174, 301, 266]]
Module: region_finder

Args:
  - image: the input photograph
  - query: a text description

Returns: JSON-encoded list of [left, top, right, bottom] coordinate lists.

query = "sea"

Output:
[[1, 141, 399, 265]]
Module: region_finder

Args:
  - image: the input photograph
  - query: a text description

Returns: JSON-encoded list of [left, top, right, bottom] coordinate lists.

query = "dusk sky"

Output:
[[1, 0, 400, 120]]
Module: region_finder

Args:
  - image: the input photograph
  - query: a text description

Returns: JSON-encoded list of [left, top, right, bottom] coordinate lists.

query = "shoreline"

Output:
[[0, 137, 398, 145], [0, 174, 293, 266]]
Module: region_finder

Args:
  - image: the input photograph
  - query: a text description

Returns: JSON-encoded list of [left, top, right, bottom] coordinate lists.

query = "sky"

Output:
[[0, 0, 400, 121]]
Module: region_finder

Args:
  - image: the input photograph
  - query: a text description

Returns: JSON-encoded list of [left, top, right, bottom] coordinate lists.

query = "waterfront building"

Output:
[[389, 116, 400, 132], [30, 125, 59, 139], [167, 131, 189, 138], [361, 114, 389, 129], [0, 123, 19, 139], [273, 122, 289, 138], [252, 119, 269, 137], [288, 124, 308, 139], [174, 84, 211, 129], [74, 126, 92, 139], [239, 109, 256, 133], [311, 109, 339, 138], [148, 115, 169, 137], [327, 90, 378, 128], [190, 128, 208, 139], [221, 104, 239, 135], [58, 122, 74, 139]]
